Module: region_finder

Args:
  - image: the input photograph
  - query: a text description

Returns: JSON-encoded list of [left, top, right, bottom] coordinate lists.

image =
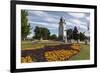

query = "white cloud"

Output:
[[72, 19, 82, 24], [28, 11, 47, 17], [85, 16, 90, 21], [65, 20, 87, 31], [45, 17, 58, 22], [66, 21, 73, 26], [68, 12, 85, 18], [79, 25, 87, 30], [68, 18, 86, 25], [28, 11, 59, 23], [29, 21, 58, 28]]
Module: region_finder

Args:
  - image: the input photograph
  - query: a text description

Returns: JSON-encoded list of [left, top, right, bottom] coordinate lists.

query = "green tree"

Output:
[[21, 10, 31, 40], [73, 26, 79, 43], [34, 26, 41, 39], [67, 29, 73, 43], [50, 34, 57, 40], [41, 27, 50, 40], [79, 32, 85, 41], [33, 26, 50, 40]]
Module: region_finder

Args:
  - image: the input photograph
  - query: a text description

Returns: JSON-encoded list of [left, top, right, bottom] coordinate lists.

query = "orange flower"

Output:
[[71, 43, 80, 51], [44, 49, 79, 62], [21, 56, 32, 63]]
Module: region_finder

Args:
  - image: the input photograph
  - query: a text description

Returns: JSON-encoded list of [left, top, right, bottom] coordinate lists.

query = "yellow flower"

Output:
[[44, 49, 79, 62], [21, 56, 32, 63]]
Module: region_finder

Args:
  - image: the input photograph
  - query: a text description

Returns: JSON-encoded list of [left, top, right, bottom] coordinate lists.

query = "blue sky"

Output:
[[25, 10, 90, 38]]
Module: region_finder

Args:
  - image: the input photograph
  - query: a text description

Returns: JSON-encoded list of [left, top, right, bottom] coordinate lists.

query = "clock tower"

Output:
[[59, 17, 66, 41]]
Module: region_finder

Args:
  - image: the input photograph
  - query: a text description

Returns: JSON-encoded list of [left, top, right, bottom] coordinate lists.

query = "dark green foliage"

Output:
[[33, 26, 50, 40], [79, 32, 85, 41], [49, 34, 57, 40], [67, 29, 73, 43], [73, 26, 79, 41], [67, 29, 73, 40], [21, 10, 31, 40]]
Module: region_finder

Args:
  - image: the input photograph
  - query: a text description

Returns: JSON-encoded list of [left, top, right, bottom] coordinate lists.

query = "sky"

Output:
[[25, 10, 90, 38]]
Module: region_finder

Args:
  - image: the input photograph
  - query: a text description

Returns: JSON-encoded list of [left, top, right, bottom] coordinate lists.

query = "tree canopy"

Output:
[[67, 29, 73, 40], [49, 34, 57, 40], [33, 26, 50, 40], [73, 26, 79, 41], [79, 32, 85, 41], [21, 10, 31, 40]]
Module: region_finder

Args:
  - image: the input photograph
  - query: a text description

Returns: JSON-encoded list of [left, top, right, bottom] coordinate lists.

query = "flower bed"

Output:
[[44, 49, 79, 62], [21, 44, 80, 63]]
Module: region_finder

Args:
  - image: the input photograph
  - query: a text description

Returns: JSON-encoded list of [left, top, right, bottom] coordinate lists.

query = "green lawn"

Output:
[[21, 40, 64, 50], [21, 41, 44, 50], [69, 44, 90, 60]]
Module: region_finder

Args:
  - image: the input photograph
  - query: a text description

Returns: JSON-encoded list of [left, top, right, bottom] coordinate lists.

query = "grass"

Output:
[[21, 40, 64, 50], [69, 43, 90, 60], [21, 41, 44, 50]]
